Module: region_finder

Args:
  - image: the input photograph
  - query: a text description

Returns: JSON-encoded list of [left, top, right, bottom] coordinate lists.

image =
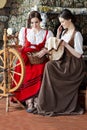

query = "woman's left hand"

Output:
[[61, 40, 68, 48], [36, 48, 48, 58]]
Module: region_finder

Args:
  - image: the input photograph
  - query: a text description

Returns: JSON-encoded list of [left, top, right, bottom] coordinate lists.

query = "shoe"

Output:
[[26, 107, 36, 113], [33, 109, 38, 114]]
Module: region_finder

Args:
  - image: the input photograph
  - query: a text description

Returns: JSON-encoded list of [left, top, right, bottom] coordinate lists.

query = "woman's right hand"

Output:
[[57, 25, 63, 38], [35, 48, 48, 58]]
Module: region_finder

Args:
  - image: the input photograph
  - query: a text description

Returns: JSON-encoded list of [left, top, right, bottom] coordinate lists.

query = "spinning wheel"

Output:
[[0, 29, 25, 111]]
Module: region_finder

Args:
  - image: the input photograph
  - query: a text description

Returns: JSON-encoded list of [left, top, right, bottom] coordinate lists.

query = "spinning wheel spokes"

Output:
[[0, 48, 25, 95], [0, 28, 25, 112], [0, 55, 4, 63]]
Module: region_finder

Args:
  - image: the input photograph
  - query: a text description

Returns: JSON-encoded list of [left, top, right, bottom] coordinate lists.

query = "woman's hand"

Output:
[[61, 40, 68, 47], [57, 25, 63, 39], [36, 48, 48, 58], [61, 40, 82, 58]]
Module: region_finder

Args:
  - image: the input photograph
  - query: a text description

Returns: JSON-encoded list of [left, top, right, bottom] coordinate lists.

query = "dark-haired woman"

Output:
[[36, 9, 85, 116], [13, 11, 53, 112]]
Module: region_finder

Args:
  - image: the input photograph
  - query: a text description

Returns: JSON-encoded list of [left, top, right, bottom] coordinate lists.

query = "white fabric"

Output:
[[45, 37, 61, 51], [18, 27, 54, 47], [45, 37, 64, 60], [61, 31, 83, 54]]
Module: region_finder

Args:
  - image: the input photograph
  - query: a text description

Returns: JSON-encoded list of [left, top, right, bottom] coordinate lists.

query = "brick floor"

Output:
[[0, 97, 87, 130]]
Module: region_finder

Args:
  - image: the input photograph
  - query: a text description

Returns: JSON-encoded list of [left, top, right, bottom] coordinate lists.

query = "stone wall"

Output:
[[0, 0, 87, 45]]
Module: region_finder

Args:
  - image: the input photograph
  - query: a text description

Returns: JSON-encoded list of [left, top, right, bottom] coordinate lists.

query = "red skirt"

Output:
[[13, 50, 47, 102]]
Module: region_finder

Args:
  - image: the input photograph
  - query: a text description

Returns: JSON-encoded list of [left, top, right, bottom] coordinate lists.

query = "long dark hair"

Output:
[[58, 9, 76, 25], [27, 11, 42, 28]]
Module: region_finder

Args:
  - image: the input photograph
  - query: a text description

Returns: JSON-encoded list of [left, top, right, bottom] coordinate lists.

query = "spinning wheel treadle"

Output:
[[0, 29, 25, 112]]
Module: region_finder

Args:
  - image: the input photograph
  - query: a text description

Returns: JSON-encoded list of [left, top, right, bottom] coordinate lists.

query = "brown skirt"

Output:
[[37, 55, 85, 116]]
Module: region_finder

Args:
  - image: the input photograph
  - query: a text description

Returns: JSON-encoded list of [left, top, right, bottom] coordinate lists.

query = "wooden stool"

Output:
[[79, 89, 87, 111]]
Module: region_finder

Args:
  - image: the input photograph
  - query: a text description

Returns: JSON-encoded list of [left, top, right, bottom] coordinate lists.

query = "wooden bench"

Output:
[[79, 89, 87, 111], [79, 54, 87, 111]]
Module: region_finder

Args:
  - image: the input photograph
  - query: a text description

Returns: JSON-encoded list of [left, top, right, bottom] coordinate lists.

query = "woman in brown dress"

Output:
[[35, 9, 85, 116]]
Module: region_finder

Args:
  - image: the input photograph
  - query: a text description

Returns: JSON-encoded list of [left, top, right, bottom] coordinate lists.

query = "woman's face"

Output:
[[30, 17, 41, 29], [59, 17, 71, 29]]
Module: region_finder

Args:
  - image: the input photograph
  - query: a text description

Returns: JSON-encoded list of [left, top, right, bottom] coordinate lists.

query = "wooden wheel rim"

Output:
[[0, 48, 25, 94]]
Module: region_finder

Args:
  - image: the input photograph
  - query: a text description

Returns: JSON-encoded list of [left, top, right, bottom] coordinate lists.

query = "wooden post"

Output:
[[3, 29, 7, 95]]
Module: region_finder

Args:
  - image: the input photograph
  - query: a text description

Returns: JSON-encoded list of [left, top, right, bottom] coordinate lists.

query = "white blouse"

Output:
[[18, 27, 54, 48], [61, 31, 83, 54]]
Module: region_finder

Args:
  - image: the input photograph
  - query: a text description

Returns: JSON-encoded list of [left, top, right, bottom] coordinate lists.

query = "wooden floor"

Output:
[[0, 98, 87, 130]]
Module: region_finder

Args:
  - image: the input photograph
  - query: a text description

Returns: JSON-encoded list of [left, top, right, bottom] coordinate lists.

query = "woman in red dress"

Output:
[[13, 11, 53, 112]]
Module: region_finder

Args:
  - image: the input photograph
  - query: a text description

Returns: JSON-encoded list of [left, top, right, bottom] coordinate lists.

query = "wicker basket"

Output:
[[27, 52, 48, 64]]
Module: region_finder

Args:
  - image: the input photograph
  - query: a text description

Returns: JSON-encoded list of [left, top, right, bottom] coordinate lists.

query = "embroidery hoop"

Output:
[[45, 37, 64, 60]]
